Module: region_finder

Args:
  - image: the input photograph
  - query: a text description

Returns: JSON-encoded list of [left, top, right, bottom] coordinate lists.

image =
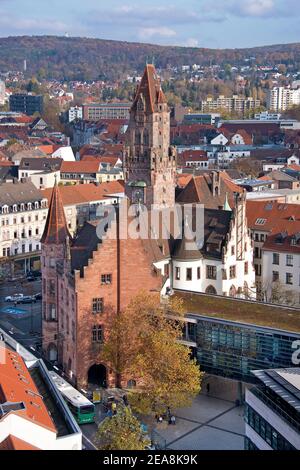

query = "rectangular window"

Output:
[[175, 267, 180, 280], [273, 253, 280, 265], [50, 304, 56, 321], [244, 262, 248, 275], [197, 267, 201, 280], [272, 271, 279, 282], [206, 265, 217, 280], [286, 254, 293, 267], [229, 266, 236, 279], [101, 274, 112, 285], [286, 273, 293, 285], [92, 325, 103, 343], [186, 268, 192, 281], [92, 298, 104, 314]]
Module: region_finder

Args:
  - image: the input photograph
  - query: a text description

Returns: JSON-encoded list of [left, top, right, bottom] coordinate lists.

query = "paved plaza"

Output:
[[157, 394, 245, 450]]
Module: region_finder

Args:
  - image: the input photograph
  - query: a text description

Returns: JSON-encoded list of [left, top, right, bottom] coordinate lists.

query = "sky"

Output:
[[0, 0, 300, 49]]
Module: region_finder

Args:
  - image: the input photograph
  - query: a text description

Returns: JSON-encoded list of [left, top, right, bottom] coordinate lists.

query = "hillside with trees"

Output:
[[0, 36, 300, 81]]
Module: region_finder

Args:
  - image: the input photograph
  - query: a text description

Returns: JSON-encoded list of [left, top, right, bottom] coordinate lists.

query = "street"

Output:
[[0, 277, 42, 350]]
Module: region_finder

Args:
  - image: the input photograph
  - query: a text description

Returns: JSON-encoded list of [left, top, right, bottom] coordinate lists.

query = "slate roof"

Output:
[[131, 64, 167, 115], [40, 183, 70, 245], [0, 180, 44, 208]]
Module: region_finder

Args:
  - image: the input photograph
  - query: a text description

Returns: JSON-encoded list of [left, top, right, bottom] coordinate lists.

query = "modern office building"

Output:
[[245, 368, 300, 450], [9, 93, 44, 116], [183, 113, 221, 125], [177, 291, 300, 385], [82, 102, 131, 121]]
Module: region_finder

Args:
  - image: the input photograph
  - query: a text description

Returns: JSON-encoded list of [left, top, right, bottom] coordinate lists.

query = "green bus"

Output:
[[49, 371, 95, 424]]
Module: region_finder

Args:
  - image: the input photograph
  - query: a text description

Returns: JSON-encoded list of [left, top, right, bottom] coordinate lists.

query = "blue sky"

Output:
[[0, 0, 299, 48]]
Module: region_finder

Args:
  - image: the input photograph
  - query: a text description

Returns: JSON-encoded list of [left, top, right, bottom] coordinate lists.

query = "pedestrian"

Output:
[[158, 415, 163, 424], [167, 407, 171, 424], [111, 401, 117, 415], [171, 415, 176, 425]]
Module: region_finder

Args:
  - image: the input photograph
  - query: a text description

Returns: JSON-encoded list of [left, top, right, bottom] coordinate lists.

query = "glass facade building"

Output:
[[185, 315, 300, 383]]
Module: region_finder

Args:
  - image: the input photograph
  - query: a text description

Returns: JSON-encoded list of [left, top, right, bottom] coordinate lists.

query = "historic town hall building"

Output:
[[41, 65, 256, 388]]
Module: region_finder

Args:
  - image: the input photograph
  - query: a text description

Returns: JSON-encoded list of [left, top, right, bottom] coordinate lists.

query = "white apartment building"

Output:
[[167, 196, 256, 299], [267, 87, 300, 112], [201, 95, 260, 114], [0, 80, 5, 105], [0, 180, 48, 275], [245, 368, 300, 450], [68, 106, 83, 122]]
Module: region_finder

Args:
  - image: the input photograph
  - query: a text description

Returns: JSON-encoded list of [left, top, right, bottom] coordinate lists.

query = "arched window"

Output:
[[229, 285, 237, 297], [205, 285, 217, 295]]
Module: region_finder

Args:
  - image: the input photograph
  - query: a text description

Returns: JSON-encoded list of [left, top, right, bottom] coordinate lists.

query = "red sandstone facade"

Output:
[[42, 65, 170, 388]]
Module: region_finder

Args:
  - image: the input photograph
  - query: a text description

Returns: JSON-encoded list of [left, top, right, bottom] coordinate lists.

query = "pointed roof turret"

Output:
[[41, 180, 70, 245], [224, 193, 232, 212], [132, 64, 167, 114]]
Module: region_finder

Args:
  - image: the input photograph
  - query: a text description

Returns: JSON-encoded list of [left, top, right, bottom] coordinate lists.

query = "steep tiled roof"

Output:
[[60, 161, 100, 174], [0, 343, 56, 434], [0, 435, 39, 450], [132, 64, 167, 114], [246, 200, 300, 253], [176, 171, 243, 209], [40, 182, 70, 245], [42, 181, 124, 207]]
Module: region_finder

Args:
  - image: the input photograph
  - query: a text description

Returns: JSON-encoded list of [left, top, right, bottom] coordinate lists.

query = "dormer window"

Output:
[[20, 203, 25, 212], [2, 205, 8, 214], [27, 203, 32, 211], [13, 205, 17, 212], [35, 202, 39, 209]]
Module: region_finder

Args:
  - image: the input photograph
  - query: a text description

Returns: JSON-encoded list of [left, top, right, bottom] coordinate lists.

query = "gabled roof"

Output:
[[0, 343, 56, 434], [40, 182, 70, 245], [60, 160, 100, 174], [131, 64, 167, 114], [176, 171, 243, 209]]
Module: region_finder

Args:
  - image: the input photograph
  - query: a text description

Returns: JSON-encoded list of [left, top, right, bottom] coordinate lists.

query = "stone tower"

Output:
[[124, 64, 177, 209], [40, 181, 71, 363]]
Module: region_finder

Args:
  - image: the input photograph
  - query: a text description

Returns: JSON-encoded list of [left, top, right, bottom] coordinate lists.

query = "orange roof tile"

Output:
[[0, 344, 56, 433], [0, 435, 40, 450], [40, 182, 70, 245], [42, 181, 124, 207], [61, 161, 100, 174]]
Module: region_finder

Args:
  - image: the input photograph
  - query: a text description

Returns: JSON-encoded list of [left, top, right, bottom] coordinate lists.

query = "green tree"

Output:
[[95, 407, 150, 450]]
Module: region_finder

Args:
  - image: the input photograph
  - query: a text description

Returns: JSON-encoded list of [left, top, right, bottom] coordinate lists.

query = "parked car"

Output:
[[34, 293, 42, 301], [26, 275, 35, 282], [18, 295, 36, 304], [5, 293, 24, 302]]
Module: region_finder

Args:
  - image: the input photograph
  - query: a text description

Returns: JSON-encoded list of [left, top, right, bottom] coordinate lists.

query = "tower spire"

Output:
[[41, 182, 70, 245]]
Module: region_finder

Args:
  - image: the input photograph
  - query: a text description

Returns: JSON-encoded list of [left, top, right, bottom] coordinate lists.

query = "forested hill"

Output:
[[0, 35, 300, 81]]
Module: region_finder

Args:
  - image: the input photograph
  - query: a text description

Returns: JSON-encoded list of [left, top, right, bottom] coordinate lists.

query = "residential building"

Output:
[[267, 87, 300, 112], [245, 368, 300, 450], [9, 94, 44, 116], [83, 102, 131, 121], [0, 81, 5, 105], [60, 160, 123, 184], [42, 181, 124, 234], [201, 95, 260, 114], [0, 329, 82, 450], [18, 157, 63, 189], [171, 194, 256, 299], [0, 180, 48, 276], [67, 106, 83, 123], [179, 150, 209, 169], [246, 200, 300, 303]]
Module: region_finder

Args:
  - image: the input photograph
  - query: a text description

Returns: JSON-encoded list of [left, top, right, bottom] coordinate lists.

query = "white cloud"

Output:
[[138, 27, 177, 40], [238, 0, 275, 17], [185, 38, 199, 47]]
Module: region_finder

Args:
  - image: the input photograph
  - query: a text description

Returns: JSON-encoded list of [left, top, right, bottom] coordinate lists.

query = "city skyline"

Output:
[[0, 0, 300, 49]]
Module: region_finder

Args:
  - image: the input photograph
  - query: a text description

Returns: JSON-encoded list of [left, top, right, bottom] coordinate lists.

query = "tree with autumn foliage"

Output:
[[102, 292, 202, 415], [95, 407, 150, 450]]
